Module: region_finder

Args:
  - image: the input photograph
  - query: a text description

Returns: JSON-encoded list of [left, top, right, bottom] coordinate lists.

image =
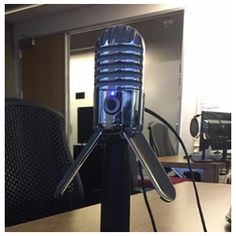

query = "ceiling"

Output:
[[5, 4, 89, 24]]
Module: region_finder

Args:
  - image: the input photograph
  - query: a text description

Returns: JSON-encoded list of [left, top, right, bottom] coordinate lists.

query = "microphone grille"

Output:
[[97, 25, 142, 45], [95, 25, 144, 85]]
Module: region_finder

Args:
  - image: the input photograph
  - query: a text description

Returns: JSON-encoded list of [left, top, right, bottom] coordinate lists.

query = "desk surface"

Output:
[[6, 182, 231, 232], [159, 155, 227, 183], [159, 155, 226, 166]]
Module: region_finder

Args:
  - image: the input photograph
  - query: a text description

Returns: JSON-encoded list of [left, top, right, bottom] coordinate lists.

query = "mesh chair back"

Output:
[[148, 122, 176, 157], [5, 98, 85, 226]]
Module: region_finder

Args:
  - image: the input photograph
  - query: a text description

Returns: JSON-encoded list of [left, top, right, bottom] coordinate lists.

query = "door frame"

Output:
[[64, 32, 70, 138]]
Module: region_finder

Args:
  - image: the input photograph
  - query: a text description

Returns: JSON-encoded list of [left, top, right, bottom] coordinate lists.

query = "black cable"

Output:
[[145, 107, 208, 232], [138, 160, 157, 232]]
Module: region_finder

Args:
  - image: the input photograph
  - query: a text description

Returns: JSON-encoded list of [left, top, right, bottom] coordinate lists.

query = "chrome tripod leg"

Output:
[[123, 132, 176, 202], [55, 128, 103, 197]]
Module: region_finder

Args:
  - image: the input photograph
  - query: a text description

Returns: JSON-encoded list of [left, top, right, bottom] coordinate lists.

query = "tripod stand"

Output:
[[55, 127, 175, 231]]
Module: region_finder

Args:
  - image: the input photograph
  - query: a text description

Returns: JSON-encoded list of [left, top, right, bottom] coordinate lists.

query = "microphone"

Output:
[[55, 25, 175, 202], [94, 25, 144, 136]]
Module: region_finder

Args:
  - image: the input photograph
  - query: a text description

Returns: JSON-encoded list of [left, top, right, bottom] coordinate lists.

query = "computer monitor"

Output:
[[199, 111, 231, 161], [77, 106, 94, 144]]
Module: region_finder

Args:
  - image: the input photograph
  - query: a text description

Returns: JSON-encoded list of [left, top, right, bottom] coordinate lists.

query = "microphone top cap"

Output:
[[97, 25, 144, 48]]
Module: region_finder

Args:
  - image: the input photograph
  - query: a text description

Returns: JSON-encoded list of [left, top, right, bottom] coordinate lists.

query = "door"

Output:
[[21, 33, 65, 114]]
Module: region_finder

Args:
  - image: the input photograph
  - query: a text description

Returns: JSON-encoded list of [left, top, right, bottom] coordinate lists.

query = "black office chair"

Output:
[[148, 121, 176, 157], [5, 98, 85, 227]]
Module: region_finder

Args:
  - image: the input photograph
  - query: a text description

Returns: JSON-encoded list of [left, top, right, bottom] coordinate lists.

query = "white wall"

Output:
[[130, 14, 183, 146], [179, 3, 233, 154], [143, 59, 181, 146], [69, 52, 94, 151]]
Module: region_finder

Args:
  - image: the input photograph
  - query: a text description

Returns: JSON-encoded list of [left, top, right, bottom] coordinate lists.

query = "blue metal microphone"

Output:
[[94, 25, 144, 135]]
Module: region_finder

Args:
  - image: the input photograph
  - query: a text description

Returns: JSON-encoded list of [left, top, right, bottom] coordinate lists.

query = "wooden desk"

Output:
[[159, 155, 226, 183], [6, 182, 231, 232]]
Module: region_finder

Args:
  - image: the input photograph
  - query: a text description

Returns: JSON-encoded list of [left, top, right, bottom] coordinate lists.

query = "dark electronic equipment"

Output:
[[77, 107, 94, 143], [191, 111, 231, 162], [200, 111, 231, 160]]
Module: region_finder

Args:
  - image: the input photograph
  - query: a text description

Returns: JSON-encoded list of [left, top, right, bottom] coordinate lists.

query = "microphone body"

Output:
[[55, 24, 176, 204], [94, 25, 144, 136]]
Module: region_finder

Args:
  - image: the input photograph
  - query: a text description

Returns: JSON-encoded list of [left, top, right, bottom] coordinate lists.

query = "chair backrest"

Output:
[[5, 98, 85, 226], [148, 121, 176, 157]]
